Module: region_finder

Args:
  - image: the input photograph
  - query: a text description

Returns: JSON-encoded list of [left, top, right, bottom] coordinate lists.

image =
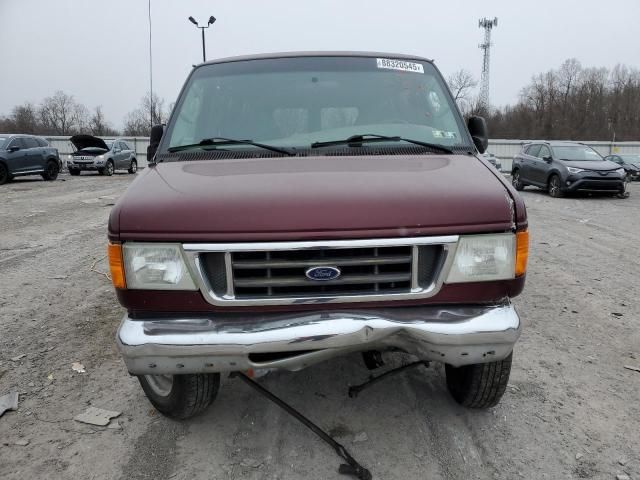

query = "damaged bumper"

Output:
[[117, 304, 521, 375]]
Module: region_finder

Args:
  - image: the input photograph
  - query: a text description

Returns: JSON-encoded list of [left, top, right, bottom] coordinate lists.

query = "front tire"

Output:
[[511, 170, 525, 191], [103, 160, 114, 176], [445, 353, 512, 408], [42, 160, 59, 181], [548, 174, 564, 198], [128, 159, 137, 174], [0, 163, 9, 185], [138, 373, 220, 419]]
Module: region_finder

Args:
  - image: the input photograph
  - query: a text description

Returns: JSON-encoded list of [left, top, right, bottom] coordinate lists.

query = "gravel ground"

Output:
[[0, 172, 638, 480]]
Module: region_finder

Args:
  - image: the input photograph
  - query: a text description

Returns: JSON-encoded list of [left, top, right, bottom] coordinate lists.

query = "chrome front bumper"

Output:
[[68, 162, 100, 170], [116, 304, 521, 375]]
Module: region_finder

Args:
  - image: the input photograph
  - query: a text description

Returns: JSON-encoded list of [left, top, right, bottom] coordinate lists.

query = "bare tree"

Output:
[[2, 103, 41, 133], [461, 95, 490, 119], [487, 59, 640, 141], [447, 70, 478, 106], [89, 106, 118, 136], [38, 91, 89, 135], [123, 92, 167, 136]]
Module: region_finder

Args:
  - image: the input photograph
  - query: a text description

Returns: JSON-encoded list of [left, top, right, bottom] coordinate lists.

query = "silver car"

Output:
[[68, 135, 138, 176]]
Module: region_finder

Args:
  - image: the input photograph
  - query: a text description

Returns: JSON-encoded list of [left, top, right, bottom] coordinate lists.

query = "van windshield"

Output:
[[165, 56, 470, 153]]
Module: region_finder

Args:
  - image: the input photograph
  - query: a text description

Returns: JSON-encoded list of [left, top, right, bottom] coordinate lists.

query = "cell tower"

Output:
[[478, 17, 498, 109]]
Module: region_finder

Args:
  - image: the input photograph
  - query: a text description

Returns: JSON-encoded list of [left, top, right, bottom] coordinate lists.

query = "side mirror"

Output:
[[8, 145, 20, 153], [147, 124, 164, 161], [543, 156, 553, 163], [467, 116, 489, 154]]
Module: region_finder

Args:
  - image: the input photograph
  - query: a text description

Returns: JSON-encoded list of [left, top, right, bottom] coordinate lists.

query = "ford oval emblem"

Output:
[[305, 266, 341, 281]]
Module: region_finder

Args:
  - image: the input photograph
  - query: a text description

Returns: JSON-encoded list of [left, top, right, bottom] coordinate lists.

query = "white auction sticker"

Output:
[[376, 58, 424, 73]]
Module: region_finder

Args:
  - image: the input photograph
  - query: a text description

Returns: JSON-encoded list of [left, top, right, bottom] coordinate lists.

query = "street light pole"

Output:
[[148, 0, 154, 129], [188, 16, 216, 63], [201, 28, 206, 62]]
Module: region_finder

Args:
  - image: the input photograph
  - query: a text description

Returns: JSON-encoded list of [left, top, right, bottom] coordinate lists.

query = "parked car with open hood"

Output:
[[0, 134, 61, 185], [604, 154, 640, 181], [108, 52, 529, 419], [511, 141, 627, 198], [68, 135, 137, 176]]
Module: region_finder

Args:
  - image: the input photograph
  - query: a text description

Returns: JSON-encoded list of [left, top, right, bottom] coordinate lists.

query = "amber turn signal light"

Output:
[[515, 230, 529, 277], [108, 242, 126, 289]]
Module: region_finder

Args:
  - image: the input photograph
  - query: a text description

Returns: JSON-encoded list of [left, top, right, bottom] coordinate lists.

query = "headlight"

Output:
[[447, 233, 519, 283], [615, 168, 625, 175], [96, 155, 105, 161], [123, 243, 197, 290], [567, 167, 584, 174]]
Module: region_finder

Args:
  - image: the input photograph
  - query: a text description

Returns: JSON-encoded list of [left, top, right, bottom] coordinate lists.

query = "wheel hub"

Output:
[[144, 374, 173, 396]]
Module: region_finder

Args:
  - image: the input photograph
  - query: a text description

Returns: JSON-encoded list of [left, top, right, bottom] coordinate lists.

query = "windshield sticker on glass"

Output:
[[433, 130, 457, 139], [376, 58, 424, 74]]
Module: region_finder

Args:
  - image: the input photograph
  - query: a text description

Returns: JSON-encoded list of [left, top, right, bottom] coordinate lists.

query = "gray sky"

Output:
[[2, 0, 639, 129]]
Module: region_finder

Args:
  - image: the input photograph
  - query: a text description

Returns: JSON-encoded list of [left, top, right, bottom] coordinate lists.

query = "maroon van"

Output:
[[108, 52, 529, 419]]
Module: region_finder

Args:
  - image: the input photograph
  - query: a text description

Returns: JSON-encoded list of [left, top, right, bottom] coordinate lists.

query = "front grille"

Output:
[[189, 237, 455, 305], [578, 176, 623, 191], [200, 245, 443, 300]]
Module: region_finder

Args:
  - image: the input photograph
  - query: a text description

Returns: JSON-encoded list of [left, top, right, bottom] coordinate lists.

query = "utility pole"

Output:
[[188, 16, 216, 63], [148, 0, 154, 129], [478, 17, 498, 110]]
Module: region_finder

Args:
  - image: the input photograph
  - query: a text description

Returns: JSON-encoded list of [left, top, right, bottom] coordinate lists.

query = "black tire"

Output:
[[511, 170, 525, 191], [128, 159, 137, 174], [69, 168, 81, 176], [548, 174, 564, 198], [103, 160, 114, 176], [0, 162, 9, 185], [138, 373, 220, 419], [445, 353, 512, 409], [42, 160, 59, 181]]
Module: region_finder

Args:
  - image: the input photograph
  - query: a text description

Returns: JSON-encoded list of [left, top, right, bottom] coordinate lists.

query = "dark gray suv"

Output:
[[511, 141, 627, 198], [0, 134, 61, 185]]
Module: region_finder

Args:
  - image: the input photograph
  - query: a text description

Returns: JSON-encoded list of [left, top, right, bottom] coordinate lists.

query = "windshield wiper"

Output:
[[167, 137, 295, 156], [310, 134, 453, 153]]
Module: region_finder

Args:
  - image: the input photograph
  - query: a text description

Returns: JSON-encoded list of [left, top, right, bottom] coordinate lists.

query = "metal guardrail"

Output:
[[44, 136, 640, 173]]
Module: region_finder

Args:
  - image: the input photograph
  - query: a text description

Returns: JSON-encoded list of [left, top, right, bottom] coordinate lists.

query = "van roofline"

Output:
[[198, 51, 435, 67]]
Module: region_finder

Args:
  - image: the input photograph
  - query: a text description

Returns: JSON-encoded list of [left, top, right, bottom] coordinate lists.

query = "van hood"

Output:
[[111, 155, 519, 241], [69, 135, 109, 151]]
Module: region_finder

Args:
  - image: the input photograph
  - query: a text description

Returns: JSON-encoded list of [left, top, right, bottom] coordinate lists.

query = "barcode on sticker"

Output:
[[376, 58, 424, 73]]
